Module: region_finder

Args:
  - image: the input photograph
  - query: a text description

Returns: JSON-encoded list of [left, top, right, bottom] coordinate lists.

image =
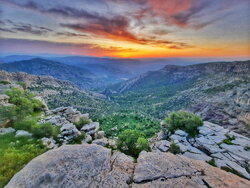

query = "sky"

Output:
[[0, 0, 250, 58]]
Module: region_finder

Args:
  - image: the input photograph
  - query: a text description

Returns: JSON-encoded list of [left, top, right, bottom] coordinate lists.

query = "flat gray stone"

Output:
[[174, 130, 188, 137], [215, 159, 250, 180], [206, 135, 227, 144], [220, 144, 250, 160], [196, 137, 216, 145], [198, 126, 214, 136], [183, 151, 212, 162], [232, 138, 250, 147]]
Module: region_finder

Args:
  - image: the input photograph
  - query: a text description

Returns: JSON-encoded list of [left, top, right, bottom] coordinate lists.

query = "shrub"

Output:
[[13, 117, 37, 131], [0, 106, 16, 124], [5, 88, 44, 119], [0, 80, 10, 85], [207, 159, 217, 167], [117, 130, 151, 158], [163, 111, 203, 137], [168, 142, 181, 154], [75, 117, 91, 130], [32, 123, 60, 139]]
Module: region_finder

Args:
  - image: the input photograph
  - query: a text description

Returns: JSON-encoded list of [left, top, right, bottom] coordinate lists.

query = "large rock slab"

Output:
[[6, 144, 135, 188], [133, 151, 250, 188]]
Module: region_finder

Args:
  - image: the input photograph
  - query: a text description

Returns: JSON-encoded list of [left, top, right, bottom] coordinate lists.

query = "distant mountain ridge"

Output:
[[113, 61, 250, 93], [0, 58, 99, 89]]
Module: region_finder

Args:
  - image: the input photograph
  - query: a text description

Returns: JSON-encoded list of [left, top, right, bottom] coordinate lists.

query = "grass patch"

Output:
[[168, 142, 181, 155], [221, 135, 235, 145], [207, 159, 217, 167], [0, 133, 46, 187]]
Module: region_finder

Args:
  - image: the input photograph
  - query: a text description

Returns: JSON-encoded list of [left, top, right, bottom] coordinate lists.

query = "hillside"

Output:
[[0, 70, 112, 118], [107, 61, 250, 136], [0, 58, 99, 89]]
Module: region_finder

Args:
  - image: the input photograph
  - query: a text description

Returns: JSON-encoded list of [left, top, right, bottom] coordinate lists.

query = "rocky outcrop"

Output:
[[133, 151, 250, 188], [49, 106, 90, 124], [6, 144, 250, 188], [153, 121, 250, 179]]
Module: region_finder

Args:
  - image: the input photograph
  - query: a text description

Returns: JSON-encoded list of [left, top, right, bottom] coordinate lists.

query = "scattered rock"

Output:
[[155, 140, 170, 152], [81, 122, 99, 135], [59, 123, 80, 142], [15, 130, 32, 137], [41, 137, 57, 149], [92, 138, 108, 147], [0, 127, 15, 135], [82, 134, 92, 143], [95, 130, 105, 139]]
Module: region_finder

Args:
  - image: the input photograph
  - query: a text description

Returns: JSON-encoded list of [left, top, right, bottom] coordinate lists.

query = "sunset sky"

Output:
[[0, 0, 250, 58]]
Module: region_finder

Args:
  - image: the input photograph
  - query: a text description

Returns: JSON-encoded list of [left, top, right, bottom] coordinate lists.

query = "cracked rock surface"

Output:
[[6, 144, 250, 188]]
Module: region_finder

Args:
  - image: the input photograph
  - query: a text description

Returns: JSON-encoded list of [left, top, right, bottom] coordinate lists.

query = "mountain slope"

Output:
[[0, 70, 112, 118], [107, 60, 250, 136], [0, 58, 98, 89]]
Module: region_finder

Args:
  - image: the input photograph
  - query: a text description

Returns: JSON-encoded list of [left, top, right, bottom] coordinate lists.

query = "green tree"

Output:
[[163, 111, 203, 137], [117, 130, 151, 158]]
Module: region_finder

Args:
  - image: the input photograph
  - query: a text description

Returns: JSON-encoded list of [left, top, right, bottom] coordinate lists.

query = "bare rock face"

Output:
[[6, 144, 250, 188]]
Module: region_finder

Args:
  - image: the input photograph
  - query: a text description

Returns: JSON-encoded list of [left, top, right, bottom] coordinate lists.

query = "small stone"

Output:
[[156, 140, 170, 152], [81, 122, 99, 135], [0, 127, 15, 135], [170, 134, 187, 142], [82, 134, 92, 143], [95, 131, 105, 139], [41, 137, 57, 149], [92, 138, 108, 147], [15, 130, 32, 137]]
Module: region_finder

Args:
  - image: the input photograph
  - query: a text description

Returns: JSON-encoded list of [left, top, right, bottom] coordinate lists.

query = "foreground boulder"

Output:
[[6, 144, 250, 188], [6, 144, 135, 188]]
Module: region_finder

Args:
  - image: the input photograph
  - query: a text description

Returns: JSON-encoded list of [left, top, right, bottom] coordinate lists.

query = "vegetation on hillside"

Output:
[[99, 113, 160, 138], [0, 87, 58, 187], [0, 133, 46, 188]]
